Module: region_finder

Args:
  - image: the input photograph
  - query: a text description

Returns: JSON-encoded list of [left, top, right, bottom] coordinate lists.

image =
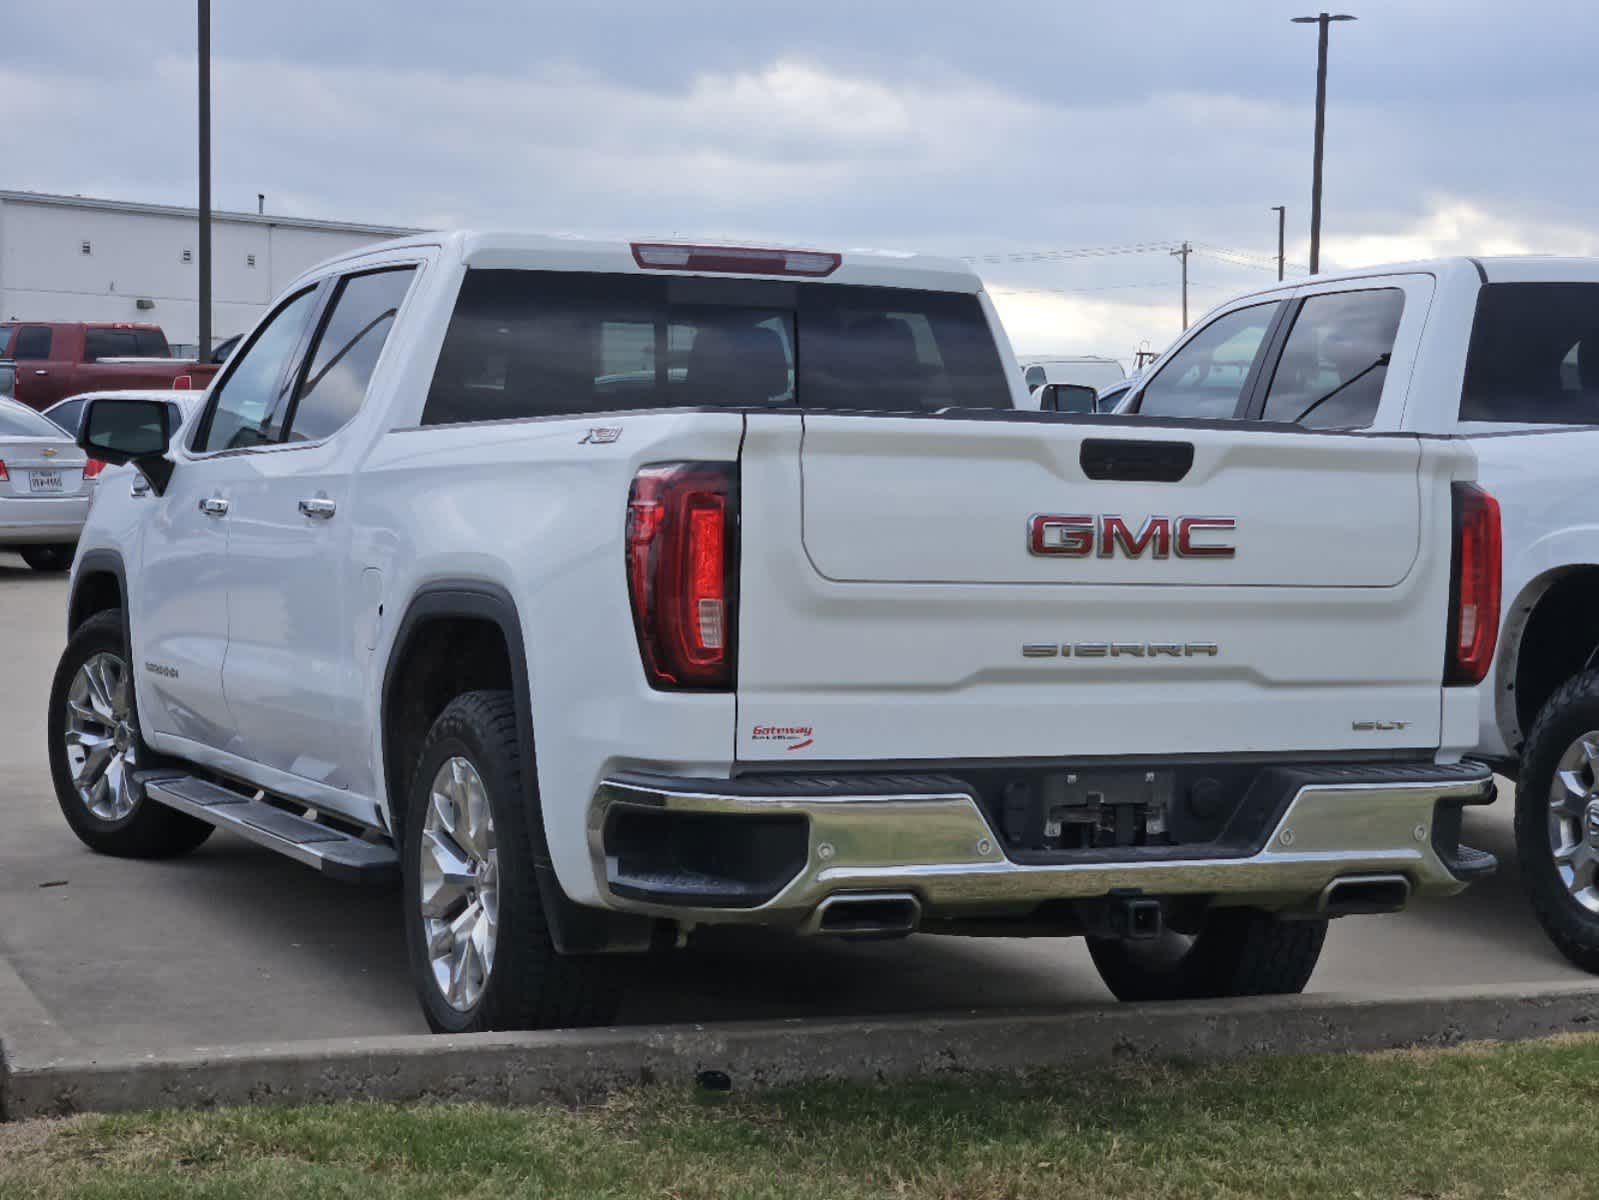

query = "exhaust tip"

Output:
[[1319, 873, 1410, 917], [808, 892, 921, 938]]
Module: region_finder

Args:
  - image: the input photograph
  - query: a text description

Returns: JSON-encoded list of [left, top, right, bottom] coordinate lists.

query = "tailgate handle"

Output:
[[1080, 438, 1194, 483]]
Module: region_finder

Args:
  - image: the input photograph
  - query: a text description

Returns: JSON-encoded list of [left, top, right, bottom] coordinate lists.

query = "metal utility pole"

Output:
[[1171, 241, 1192, 329], [1271, 206, 1286, 280], [197, 0, 212, 356], [1292, 13, 1355, 275]]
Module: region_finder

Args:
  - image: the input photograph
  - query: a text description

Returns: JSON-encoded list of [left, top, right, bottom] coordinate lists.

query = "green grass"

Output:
[[5, 1035, 1599, 1199]]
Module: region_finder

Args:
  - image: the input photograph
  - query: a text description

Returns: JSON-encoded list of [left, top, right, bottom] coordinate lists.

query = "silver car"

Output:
[[0, 395, 94, 571]]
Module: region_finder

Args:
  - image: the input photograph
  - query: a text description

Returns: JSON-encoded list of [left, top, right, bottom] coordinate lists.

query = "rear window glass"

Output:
[[84, 328, 170, 360], [0, 326, 13, 356], [421, 270, 1010, 426], [1461, 283, 1599, 424], [0, 399, 68, 438], [46, 398, 87, 434]]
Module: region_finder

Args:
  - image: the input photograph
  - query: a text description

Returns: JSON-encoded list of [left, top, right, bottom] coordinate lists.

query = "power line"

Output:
[[990, 279, 1257, 300], [960, 239, 1308, 276], [962, 240, 1183, 264]]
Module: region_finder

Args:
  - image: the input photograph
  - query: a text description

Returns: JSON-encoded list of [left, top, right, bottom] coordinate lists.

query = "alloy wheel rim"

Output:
[[63, 651, 139, 821], [1548, 731, 1599, 913], [420, 756, 499, 1012]]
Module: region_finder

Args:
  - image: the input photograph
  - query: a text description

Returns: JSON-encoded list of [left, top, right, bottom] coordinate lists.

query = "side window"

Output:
[[193, 287, 319, 453], [84, 329, 138, 361], [48, 398, 87, 435], [283, 267, 415, 443], [1136, 303, 1281, 419], [13, 326, 53, 360], [1461, 283, 1599, 424], [1260, 289, 1404, 428]]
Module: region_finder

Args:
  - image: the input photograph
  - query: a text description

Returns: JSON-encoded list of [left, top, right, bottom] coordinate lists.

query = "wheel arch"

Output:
[[1498, 564, 1599, 756], [68, 549, 129, 644], [380, 580, 652, 955]]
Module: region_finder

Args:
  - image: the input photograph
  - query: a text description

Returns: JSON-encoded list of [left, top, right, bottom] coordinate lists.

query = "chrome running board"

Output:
[[139, 772, 398, 883]]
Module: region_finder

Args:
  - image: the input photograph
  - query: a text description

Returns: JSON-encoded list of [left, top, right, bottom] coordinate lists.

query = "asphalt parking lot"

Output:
[[0, 550, 1589, 1054]]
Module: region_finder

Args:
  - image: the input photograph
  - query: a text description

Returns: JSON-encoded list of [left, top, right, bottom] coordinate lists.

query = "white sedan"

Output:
[[0, 395, 96, 571]]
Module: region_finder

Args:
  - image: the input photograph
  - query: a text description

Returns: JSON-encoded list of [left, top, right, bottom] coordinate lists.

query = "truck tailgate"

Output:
[[736, 413, 1470, 763]]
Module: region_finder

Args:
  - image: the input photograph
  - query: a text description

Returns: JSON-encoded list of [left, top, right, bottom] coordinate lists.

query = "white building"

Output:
[[0, 190, 418, 355]]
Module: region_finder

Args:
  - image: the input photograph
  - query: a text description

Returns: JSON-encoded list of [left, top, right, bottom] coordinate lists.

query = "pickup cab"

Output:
[[50, 233, 1494, 1032], [0, 322, 219, 411], [1104, 256, 1599, 975]]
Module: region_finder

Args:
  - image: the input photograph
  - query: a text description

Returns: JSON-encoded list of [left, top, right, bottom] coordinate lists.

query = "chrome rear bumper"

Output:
[[589, 761, 1495, 927]]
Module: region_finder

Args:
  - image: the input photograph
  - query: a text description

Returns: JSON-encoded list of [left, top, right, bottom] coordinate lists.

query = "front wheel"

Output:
[[46, 609, 213, 858], [1515, 670, 1599, 972], [20, 544, 74, 572], [1087, 907, 1327, 1002], [402, 690, 619, 1033]]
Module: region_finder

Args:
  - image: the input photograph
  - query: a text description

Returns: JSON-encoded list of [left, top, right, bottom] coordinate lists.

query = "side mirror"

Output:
[[1038, 382, 1100, 414], [80, 397, 175, 494]]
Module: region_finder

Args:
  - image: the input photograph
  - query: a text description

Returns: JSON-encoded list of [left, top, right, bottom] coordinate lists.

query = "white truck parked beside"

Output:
[[1105, 255, 1599, 973], [51, 233, 1493, 1031]]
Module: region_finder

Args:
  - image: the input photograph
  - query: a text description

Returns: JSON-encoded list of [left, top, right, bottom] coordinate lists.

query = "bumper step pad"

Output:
[[138, 772, 398, 883]]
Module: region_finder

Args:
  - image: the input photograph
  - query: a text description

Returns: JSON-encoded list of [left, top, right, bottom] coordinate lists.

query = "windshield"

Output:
[[421, 270, 1012, 426], [0, 397, 70, 438]]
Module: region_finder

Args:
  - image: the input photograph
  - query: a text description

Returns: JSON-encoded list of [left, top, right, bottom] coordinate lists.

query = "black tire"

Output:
[[1515, 669, 1599, 973], [402, 690, 619, 1033], [20, 544, 74, 572], [46, 609, 213, 859], [1087, 907, 1327, 1002]]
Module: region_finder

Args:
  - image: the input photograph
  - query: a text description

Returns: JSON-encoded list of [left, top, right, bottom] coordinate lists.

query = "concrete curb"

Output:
[[6, 981, 1599, 1119]]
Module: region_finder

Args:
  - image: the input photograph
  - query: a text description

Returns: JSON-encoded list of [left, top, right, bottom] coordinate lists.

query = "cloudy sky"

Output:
[[6, 1, 1599, 363]]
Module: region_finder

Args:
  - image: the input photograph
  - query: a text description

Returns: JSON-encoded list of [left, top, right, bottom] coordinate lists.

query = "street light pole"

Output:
[[1271, 205, 1286, 281], [197, 0, 212, 357], [1292, 13, 1355, 275]]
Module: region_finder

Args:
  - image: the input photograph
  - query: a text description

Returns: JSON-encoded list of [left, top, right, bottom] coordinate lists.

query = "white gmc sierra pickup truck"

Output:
[[49, 233, 1494, 1032], [1106, 255, 1599, 975]]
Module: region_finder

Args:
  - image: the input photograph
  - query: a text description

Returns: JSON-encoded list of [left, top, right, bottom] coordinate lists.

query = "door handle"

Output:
[[298, 497, 337, 520], [198, 496, 229, 517], [33, 370, 48, 376]]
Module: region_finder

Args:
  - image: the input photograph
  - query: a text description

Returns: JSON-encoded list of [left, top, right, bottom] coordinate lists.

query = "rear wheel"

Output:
[[402, 690, 619, 1032], [1514, 670, 1599, 972], [20, 544, 74, 572], [1087, 907, 1326, 1002], [46, 609, 213, 858]]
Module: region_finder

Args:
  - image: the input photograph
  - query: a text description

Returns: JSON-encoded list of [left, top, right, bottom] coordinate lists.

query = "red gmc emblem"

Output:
[[1029, 514, 1237, 559]]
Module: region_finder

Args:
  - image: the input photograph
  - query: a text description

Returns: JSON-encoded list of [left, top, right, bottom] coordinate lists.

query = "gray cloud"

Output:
[[5, 0, 1598, 361]]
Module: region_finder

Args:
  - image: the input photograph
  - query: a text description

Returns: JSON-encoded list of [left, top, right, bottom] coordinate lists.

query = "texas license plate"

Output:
[[28, 470, 64, 494]]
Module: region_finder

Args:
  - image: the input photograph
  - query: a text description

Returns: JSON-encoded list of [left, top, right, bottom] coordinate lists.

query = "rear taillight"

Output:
[[83, 458, 106, 479], [626, 462, 738, 690], [0, 460, 7, 482], [172, 375, 193, 390], [1446, 482, 1501, 686]]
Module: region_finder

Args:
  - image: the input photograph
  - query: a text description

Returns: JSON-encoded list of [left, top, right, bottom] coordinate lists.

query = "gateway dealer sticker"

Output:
[[751, 724, 814, 752]]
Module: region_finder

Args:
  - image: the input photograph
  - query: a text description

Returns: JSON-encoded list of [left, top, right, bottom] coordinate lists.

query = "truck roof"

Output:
[[1206, 256, 1599, 313], [0, 320, 165, 332], [293, 230, 985, 295]]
